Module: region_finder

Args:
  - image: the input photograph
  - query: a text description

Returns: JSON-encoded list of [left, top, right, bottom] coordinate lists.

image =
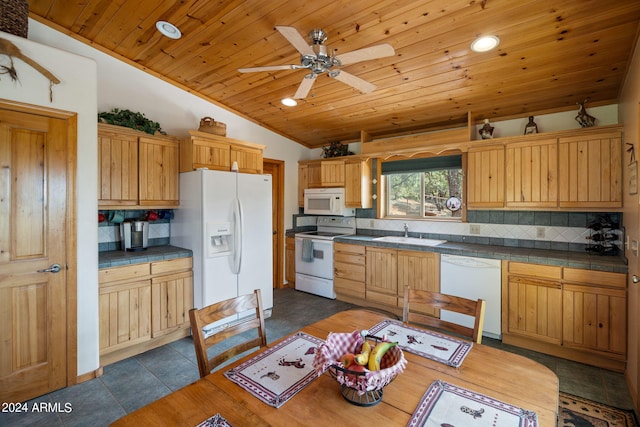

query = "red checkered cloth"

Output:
[[313, 330, 407, 394]]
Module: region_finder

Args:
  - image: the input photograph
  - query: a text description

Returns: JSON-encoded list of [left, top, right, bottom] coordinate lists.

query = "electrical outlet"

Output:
[[369, 219, 374, 228], [470, 224, 480, 234], [536, 227, 545, 238]]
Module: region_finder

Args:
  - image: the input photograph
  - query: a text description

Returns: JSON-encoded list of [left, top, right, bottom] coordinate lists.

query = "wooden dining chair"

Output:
[[402, 286, 486, 344], [189, 289, 268, 378]]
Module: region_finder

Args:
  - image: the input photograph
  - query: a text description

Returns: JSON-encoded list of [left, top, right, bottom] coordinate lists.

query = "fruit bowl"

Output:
[[313, 330, 407, 406]]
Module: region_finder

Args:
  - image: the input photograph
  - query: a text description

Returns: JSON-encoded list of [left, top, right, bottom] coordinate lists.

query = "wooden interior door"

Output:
[[262, 159, 285, 288], [0, 108, 69, 402]]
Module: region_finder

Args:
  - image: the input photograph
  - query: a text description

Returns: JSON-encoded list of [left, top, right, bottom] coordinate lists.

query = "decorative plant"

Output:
[[98, 108, 166, 135], [322, 141, 353, 158]]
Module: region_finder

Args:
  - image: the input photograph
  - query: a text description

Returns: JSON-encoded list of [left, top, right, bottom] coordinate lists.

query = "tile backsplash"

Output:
[[99, 210, 172, 252]]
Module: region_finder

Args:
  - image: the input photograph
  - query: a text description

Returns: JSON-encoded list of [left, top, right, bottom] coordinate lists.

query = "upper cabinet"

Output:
[[466, 126, 622, 210], [299, 157, 372, 208], [180, 130, 264, 174], [558, 132, 622, 208], [98, 123, 179, 209], [467, 145, 504, 209], [505, 138, 558, 208]]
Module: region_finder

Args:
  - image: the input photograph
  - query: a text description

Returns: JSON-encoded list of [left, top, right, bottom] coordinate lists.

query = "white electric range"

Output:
[[294, 216, 356, 299]]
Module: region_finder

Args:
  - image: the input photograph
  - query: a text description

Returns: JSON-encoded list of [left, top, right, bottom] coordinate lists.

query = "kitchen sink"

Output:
[[372, 236, 447, 246]]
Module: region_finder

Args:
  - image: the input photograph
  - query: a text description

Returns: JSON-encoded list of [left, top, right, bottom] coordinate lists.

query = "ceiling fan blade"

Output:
[[238, 65, 299, 73], [294, 75, 317, 99], [275, 26, 315, 57], [335, 43, 395, 65], [330, 70, 377, 94]]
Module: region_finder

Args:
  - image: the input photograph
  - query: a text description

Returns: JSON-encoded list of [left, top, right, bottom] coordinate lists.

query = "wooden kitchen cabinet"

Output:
[[298, 164, 308, 207], [558, 131, 622, 208], [320, 159, 346, 187], [562, 268, 626, 357], [180, 130, 264, 174], [467, 145, 505, 208], [98, 123, 180, 209], [99, 257, 193, 366], [397, 250, 440, 315], [334, 243, 366, 301], [365, 246, 397, 306], [345, 158, 372, 208], [502, 261, 627, 371], [505, 138, 558, 208], [138, 136, 180, 207], [150, 258, 193, 338], [286, 236, 296, 286], [503, 262, 563, 345]]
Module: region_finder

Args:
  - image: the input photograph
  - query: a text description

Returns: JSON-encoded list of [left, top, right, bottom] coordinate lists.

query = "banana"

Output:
[[367, 341, 397, 371], [354, 341, 371, 366]]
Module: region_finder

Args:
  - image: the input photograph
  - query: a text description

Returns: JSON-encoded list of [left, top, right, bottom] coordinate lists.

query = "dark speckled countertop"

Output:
[[334, 235, 627, 273], [99, 245, 193, 269]]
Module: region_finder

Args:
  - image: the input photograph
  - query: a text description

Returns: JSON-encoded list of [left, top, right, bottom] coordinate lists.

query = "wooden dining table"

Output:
[[111, 309, 559, 426]]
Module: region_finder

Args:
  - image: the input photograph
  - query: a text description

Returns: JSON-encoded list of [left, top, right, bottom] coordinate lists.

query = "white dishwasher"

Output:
[[440, 254, 502, 339]]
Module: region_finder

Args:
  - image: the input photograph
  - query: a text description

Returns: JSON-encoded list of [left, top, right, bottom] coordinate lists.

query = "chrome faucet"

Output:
[[404, 223, 409, 238]]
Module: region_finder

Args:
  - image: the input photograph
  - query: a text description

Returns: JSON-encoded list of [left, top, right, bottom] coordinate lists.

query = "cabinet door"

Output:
[[505, 139, 558, 208], [467, 145, 504, 208], [307, 162, 322, 188], [562, 284, 626, 356], [506, 275, 562, 344], [98, 131, 139, 206], [397, 250, 440, 315], [190, 137, 231, 171], [285, 237, 296, 285], [151, 271, 193, 337], [298, 164, 308, 207], [99, 280, 152, 353], [320, 159, 345, 187], [558, 132, 622, 208], [231, 145, 263, 174], [345, 160, 372, 208], [139, 137, 180, 206], [365, 247, 397, 305]]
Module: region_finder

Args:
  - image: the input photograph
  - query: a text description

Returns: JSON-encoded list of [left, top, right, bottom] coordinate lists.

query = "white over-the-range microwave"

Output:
[[303, 188, 355, 216]]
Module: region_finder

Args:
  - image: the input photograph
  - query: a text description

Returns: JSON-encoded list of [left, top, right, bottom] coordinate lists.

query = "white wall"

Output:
[[619, 34, 640, 410], [0, 30, 99, 376]]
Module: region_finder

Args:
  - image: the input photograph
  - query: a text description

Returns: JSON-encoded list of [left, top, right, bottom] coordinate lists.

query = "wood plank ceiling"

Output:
[[27, 0, 640, 148]]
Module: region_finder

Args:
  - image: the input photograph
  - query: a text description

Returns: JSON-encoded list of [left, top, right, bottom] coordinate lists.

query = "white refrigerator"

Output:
[[171, 169, 273, 319]]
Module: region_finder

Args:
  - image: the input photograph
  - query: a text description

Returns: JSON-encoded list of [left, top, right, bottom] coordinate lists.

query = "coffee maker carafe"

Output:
[[121, 220, 149, 251]]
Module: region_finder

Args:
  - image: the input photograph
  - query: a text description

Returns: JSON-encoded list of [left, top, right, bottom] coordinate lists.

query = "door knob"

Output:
[[632, 275, 640, 284], [37, 263, 62, 273]]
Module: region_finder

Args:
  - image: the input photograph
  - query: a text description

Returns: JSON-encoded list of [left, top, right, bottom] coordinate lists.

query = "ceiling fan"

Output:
[[238, 26, 395, 99]]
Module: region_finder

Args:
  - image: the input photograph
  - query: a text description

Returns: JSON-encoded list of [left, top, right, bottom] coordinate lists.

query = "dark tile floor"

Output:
[[1, 288, 635, 426]]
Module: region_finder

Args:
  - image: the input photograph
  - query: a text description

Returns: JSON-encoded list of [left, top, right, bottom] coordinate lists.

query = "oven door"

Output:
[[295, 237, 333, 280]]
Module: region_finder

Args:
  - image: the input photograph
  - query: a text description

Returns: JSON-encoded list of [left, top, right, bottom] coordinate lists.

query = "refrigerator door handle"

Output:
[[232, 198, 243, 274]]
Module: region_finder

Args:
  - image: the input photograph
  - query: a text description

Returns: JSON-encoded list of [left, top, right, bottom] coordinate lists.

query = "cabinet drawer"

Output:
[[366, 290, 397, 306], [507, 262, 561, 280], [335, 277, 365, 299], [99, 263, 150, 284], [334, 262, 365, 282], [563, 268, 626, 289], [151, 257, 193, 275], [335, 251, 365, 265], [335, 243, 365, 255]]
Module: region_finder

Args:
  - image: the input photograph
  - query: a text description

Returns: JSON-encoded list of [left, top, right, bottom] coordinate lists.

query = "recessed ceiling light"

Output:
[[470, 35, 500, 52], [156, 21, 182, 39], [281, 98, 297, 107]]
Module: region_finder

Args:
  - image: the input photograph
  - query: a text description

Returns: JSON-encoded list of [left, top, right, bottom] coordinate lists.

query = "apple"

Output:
[[341, 353, 356, 369]]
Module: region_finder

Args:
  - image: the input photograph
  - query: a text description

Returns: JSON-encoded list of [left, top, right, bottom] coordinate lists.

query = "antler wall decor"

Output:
[[0, 37, 60, 102]]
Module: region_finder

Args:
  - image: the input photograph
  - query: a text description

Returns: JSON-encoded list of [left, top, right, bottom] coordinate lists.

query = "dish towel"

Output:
[[301, 239, 314, 262]]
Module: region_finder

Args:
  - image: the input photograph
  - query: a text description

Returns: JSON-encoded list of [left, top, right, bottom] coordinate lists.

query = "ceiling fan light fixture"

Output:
[[281, 97, 297, 107], [470, 35, 500, 52], [156, 21, 182, 39]]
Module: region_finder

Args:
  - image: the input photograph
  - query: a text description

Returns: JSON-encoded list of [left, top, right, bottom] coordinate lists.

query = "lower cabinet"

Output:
[[503, 261, 627, 371], [99, 257, 193, 365], [334, 243, 366, 300], [285, 236, 296, 286]]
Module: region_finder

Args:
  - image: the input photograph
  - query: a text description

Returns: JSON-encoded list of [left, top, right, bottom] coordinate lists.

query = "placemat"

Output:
[[407, 380, 538, 427], [224, 332, 324, 408], [196, 413, 232, 427], [368, 319, 472, 367]]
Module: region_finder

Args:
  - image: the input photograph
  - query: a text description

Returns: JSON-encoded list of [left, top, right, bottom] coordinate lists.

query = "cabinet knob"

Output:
[[633, 275, 640, 284]]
